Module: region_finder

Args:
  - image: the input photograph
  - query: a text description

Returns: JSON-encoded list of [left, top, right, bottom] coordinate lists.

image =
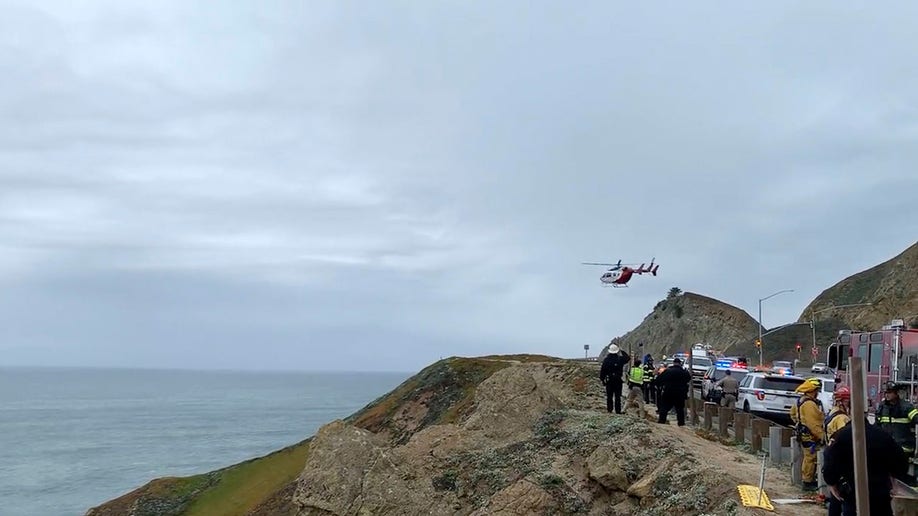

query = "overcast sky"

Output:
[[1, 2, 916, 372]]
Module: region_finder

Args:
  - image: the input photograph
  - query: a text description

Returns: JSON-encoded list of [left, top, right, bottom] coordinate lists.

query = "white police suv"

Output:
[[737, 372, 805, 420]]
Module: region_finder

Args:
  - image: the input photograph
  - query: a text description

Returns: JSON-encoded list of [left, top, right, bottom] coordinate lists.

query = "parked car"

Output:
[[687, 356, 713, 385], [737, 372, 805, 421], [811, 362, 830, 374], [771, 360, 794, 376], [816, 377, 836, 410], [701, 366, 750, 403]]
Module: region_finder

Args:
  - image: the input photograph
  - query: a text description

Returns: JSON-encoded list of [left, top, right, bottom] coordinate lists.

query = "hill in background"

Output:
[[799, 240, 918, 332], [608, 291, 761, 360]]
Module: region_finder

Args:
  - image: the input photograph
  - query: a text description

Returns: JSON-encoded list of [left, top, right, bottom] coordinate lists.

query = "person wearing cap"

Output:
[[875, 381, 918, 457], [823, 386, 852, 516], [790, 377, 825, 491], [655, 357, 692, 426], [599, 344, 630, 414]]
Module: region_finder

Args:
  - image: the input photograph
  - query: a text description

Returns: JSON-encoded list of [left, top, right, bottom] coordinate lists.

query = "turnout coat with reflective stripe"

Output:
[[876, 399, 918, 452]]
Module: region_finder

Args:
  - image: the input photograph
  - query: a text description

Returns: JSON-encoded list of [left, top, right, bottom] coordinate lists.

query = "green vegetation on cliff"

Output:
[[86, 440, 309, 516]]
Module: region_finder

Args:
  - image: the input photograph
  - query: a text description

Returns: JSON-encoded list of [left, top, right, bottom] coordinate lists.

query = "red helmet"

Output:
[[834, 386, 851, 401]]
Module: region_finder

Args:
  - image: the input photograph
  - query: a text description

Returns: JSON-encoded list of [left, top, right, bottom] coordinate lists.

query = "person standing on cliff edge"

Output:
[[600, 344, 630, 414], [656, 358, 692, 426]]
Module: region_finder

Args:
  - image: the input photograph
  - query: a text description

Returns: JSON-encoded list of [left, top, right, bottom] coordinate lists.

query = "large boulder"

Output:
[[586, 445, 630, 492], [463, 366, 563, 442], [293, 420, 387, 515]]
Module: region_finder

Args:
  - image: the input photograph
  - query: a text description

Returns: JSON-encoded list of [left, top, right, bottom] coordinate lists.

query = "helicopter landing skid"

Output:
[[602, 284, 628, 288]]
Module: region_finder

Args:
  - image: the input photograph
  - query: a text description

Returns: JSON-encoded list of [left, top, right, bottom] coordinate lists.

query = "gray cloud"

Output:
[[2, 1, 917, 371]]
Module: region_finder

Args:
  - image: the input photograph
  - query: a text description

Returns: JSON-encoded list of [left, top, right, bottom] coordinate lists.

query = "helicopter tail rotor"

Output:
[[651, 265, 659, 276]]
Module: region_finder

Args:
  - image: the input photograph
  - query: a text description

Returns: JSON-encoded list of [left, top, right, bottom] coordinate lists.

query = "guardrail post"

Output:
[[780, 428, 793, 463], [750, 418, 766, 452], [769, 426, 782, 465], [790, 436, 802, 485], [703, 402, 716, 431], [734, 412, 749, 444], [718, 407, 732, 438]]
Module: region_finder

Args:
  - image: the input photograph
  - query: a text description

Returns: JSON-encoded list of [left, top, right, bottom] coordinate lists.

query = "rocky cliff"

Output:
[[608, 291, 762, 359], [291, 357, 814, 516], [86, 357, 817, 516], [799, 240, 918, 331]]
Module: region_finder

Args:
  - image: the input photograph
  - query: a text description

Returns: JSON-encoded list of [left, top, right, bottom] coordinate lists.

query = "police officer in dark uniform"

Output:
[[655, 357, 692, 426]]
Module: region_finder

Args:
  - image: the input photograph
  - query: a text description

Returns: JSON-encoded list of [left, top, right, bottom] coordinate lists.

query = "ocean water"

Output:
[[0, 367, 409, 516]]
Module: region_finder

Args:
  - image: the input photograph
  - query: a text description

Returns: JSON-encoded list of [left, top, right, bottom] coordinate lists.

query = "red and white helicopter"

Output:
[[582, 258, 659, 287]]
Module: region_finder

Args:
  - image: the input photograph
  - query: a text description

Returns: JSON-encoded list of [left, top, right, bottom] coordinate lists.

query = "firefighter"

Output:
[[875, 381, 918, 457], [823, 386, 851, 516], [824, 386, 851, 445], [790, 377, 826, 491], [599, 344, 630, 414], [656, 357, 692, 426], [642, 356, 657, 404]]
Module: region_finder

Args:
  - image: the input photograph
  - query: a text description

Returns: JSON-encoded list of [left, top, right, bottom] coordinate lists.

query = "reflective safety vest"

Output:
[[629, 366, 644, 385]]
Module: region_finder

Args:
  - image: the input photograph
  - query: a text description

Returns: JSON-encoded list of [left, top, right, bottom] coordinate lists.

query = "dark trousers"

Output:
[[605, 381, 623, 414], [827, 495, 855, 516], [643, 382, 656, 404], [657, 394, 686, 426], [838, 499, 892, 516]]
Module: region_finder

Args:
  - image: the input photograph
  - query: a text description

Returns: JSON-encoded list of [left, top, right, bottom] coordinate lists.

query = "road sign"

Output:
[[584, 344, 589, 350]]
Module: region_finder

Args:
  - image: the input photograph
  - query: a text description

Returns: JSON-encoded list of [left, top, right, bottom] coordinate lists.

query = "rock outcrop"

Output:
[[608, 291, 762, 359], [292, 358, 816, 516]]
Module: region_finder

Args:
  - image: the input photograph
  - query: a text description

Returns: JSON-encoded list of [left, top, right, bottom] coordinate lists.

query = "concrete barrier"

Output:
[[769, 427, 783, 465]]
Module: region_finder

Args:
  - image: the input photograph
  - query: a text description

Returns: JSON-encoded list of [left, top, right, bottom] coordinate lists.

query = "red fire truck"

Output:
[[827, 319, 918, 410]]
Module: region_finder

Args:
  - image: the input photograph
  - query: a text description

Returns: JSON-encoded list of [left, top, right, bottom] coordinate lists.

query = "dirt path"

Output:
[[652, 422, 824, 515]]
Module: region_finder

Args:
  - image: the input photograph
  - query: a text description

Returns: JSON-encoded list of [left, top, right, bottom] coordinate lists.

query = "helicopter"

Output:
[[581, 258, 659, 287]]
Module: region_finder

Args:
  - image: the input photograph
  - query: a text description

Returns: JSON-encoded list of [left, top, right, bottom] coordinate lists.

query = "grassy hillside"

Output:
[[86, 439, 309, 516]]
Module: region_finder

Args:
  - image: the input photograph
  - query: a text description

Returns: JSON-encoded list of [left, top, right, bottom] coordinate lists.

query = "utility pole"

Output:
[[809, 303, 873, 350], [849, 356, 870, 516], [758, 289, 794, 366]]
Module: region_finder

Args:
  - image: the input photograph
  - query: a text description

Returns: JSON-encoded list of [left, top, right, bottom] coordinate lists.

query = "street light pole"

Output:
[[758, 289, 794, 366]]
